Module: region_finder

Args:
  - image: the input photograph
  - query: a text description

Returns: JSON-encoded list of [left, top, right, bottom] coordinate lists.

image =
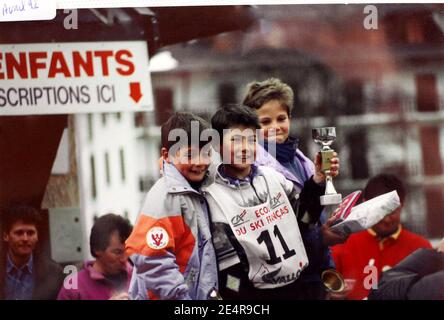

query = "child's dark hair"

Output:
[[161, 112, 210, 151], [2, 205, 41, 233], [363, 173, 406, 204], [90, 213, 132, 258], [211, 104, 261, 139]]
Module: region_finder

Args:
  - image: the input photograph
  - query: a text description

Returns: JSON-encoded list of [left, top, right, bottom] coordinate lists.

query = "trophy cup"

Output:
[[312, 127, 342, 206]]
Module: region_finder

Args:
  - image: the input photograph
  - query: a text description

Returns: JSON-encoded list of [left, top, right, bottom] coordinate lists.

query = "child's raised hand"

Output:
[[321, 216, 348, 246], [313, 152, 340, 184]]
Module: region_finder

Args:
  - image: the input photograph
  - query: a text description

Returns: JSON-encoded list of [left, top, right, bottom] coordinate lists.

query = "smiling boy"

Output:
[[125, 112, 218, 300], [203, 105, 326, 299]]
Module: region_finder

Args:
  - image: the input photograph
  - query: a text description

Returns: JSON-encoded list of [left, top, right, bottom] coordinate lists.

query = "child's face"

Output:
[[220, 125, 257, 172], [165, 146, 211, 183], [257, 99, 290, 144]]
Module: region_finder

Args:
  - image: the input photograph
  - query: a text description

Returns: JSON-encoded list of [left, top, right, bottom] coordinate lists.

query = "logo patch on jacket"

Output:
[[146, 226, 169, 249]]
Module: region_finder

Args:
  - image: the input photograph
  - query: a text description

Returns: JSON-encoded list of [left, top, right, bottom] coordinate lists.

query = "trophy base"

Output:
[[321, 193, 342, 206]]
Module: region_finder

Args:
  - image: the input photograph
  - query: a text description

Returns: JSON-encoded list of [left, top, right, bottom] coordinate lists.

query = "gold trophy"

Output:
[[312, 127, 342, 206]]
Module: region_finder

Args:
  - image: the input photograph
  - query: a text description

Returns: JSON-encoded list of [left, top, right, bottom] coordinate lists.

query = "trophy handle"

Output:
[[325, 175, 337, 195], [321, 176, 342, 206]]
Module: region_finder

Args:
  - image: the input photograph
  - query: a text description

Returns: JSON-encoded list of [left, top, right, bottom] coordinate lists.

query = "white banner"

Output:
[[0, 41, 153, 115]]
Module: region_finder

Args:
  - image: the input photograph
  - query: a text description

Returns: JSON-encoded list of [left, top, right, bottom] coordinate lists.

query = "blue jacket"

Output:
[[257, 138, 314, 192]]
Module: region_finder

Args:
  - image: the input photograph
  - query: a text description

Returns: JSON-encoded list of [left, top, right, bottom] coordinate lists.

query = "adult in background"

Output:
[[332, 173, 432, 299], [57, 213, 133, 300], [1, 205, 64, 300]]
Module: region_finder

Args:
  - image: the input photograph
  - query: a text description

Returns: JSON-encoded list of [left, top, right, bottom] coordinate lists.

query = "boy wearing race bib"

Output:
[[243, 78, 344, 298], [203, 105, 327, 299]]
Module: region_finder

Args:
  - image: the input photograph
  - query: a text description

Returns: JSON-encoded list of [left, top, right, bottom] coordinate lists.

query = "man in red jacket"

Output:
[[332, 174, 431, 300]]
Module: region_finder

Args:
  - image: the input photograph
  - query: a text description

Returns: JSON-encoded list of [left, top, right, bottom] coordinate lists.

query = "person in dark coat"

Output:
[[368, 239, 444, 300], [1, 205, 64, 300]]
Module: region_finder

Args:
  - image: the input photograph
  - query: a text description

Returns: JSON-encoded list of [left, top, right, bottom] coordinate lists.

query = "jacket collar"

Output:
[[211, 162, 265, 191], [255, 142, 306, 187], [368, 225, 403, 241], [263, 137, 299, 163], [84, 260, 133, 281], [6, 253, 33, 275], [217, 163, 259, 186], [163, 161, 202, 195]]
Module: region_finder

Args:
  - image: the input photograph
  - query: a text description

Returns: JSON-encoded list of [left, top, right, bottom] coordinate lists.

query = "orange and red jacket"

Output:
[[125, 162, 218, 300]]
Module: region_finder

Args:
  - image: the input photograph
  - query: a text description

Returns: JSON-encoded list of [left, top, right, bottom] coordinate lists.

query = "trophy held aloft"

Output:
[[312, 127, 342, 206]]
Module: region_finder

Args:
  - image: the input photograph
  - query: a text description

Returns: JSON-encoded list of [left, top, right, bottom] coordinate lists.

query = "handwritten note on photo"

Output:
[[0, 0, 56, 22]]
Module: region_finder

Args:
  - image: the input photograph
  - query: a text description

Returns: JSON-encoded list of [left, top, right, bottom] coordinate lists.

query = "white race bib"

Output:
[[206, 170, 308, 289]]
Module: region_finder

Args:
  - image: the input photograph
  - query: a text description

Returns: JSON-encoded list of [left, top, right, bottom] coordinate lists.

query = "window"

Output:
[[139, 176, 145, 192], [134, 112, 146, 127], [217, 82, 237, 106], [416, 74, 438, 112], [105, 152, 111, 185], [154, 88, 174, 126], [87, 114, 93, 141], [119, 148, 126, 182], [90, 155, 97, 199], [102, 113, 107, 126]]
